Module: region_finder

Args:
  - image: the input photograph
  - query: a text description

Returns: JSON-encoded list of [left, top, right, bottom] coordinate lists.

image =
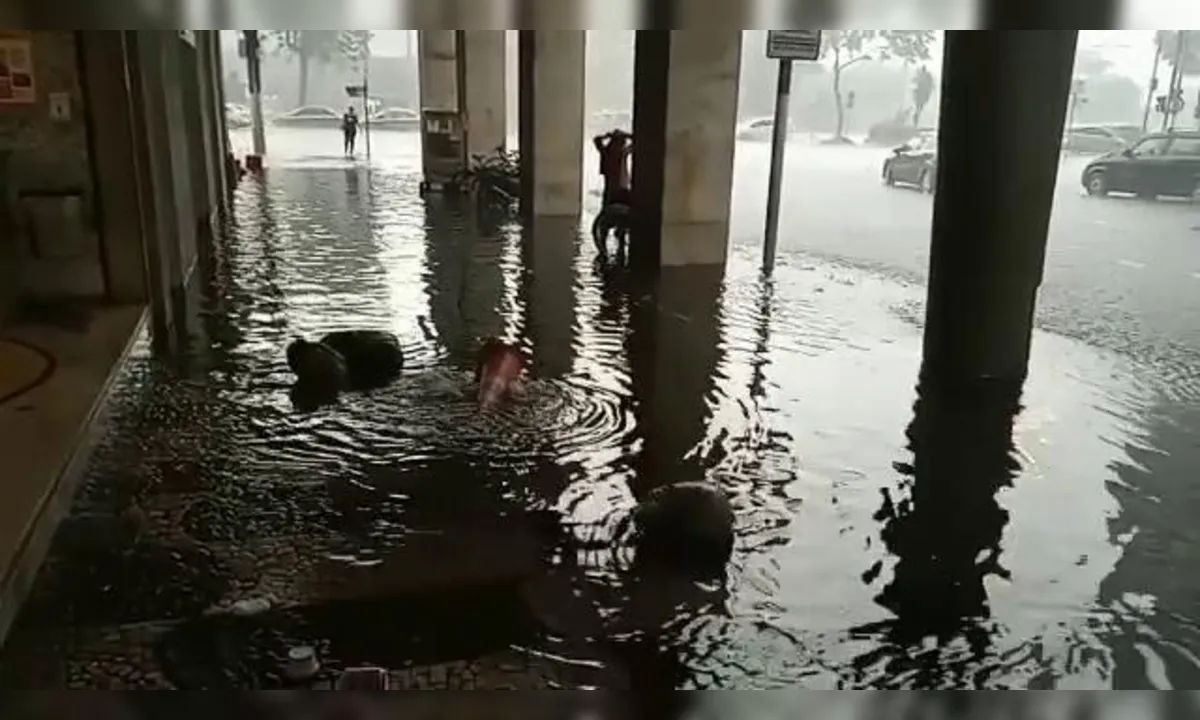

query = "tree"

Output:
[[911, 65, 935, 126], [1074, 47, 1114, 78], [1156, 31, 1200, 75], [267, 31, 374, 106], [820, 31, 935, 141]]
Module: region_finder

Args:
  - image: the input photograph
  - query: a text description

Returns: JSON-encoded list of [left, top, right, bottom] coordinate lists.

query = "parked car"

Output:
[[368, 106, 420, 130], [737, 116, 795, 142], [225, 102, 251, 129], [1081, 130, 1200, 199], [272, 105, 344, 128], [867, 120, 935, 147], [1062, 124, 1141, 155], [882, 130, 937, 193]]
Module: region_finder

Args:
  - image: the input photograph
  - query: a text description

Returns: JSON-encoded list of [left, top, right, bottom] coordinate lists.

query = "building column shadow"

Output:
[[854, 378, 1022, 686], [519, 216, 580, 379]]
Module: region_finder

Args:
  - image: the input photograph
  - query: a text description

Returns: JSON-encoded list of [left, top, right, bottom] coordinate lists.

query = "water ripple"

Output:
[[13, 145, 1200, 691]]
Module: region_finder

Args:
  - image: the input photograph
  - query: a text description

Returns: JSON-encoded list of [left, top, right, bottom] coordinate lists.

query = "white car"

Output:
[[737, 116, 796, 142], [224, 102, 251, 129]]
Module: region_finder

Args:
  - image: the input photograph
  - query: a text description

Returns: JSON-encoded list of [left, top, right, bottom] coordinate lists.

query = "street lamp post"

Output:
[[361, 56, 371, 161], [1142, 33, 1162, 133], [1064, 78, 1085, 157], [243, 30, 266, 157]]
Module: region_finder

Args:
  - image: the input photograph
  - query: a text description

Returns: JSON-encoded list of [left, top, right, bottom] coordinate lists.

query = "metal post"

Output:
[[362, 60, 371, 161], [1063, 80, 1082, 158], [244, 30, 266, 156], [762, 58, 793, 274], [1142, 33, 1161, 133], [1162, 32, 1185, 132], [1171, 32, 1188, 131]]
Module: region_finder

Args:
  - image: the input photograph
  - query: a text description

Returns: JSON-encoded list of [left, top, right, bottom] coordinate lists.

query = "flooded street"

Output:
[[2, 129, 1200, 690]]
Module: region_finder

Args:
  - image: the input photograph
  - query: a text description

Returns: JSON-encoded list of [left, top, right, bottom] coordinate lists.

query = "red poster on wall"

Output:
[[0, 32, 35, 104]]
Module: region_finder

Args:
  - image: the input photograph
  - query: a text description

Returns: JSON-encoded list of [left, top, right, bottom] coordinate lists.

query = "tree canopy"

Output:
[[820, 31, 936, 70], [267, 31, 373, 66], [1156, 31, 1200, 75]]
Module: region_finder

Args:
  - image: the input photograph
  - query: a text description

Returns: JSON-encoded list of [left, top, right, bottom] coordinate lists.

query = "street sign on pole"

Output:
[[762, 31, 821, 274], [766, 31, 822, 61]]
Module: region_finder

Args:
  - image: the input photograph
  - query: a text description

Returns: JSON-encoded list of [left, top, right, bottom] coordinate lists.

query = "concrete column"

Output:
[[630, 31, 742, 269], [417, 31, 462, 181], [130, 31, 197, 351], [176, 35, 211, 249], [192, 31, 223, 224], [517, 31, 586, 219], [418, 31, 458, 111], [460, 30, 508, 157], [118, 32, 174, 346], [161, 34, 200, 276], [920, 31, 1078, 390], [208, 36, 233, 204], [77, 31, 148, 305]]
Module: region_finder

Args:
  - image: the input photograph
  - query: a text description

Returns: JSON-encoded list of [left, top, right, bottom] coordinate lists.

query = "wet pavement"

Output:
[[2, 131, 1200, 689]]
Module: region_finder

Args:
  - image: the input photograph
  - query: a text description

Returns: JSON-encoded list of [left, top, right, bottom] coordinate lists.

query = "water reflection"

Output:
[[858, 379, 1020, 686], [8, 159, 1200, 690], [627, 265, 726, 497], [520, 217, 581, 380], [421, 199, 510, 363]]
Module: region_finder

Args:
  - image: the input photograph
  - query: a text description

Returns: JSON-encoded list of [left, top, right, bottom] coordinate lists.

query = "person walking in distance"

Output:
[[593, 128, 633, 206], [341, 105, 360, 156]]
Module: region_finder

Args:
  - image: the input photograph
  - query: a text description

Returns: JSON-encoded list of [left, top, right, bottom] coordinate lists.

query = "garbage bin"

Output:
[[419, 109, 466, 195], [16, 187, 104, 299]]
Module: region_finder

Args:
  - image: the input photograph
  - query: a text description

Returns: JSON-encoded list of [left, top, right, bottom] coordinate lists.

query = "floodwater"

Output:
[[4, 136, 1200, 695]]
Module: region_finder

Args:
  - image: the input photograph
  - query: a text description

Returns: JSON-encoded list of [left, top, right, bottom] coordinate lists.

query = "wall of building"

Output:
[[0, 31, 102, 322]]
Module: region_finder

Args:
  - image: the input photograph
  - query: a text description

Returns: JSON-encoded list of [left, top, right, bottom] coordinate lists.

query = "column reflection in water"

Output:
[[860, 379, 1020, 675], [420, 198, 508, 365], [626, 265, 725, 495], [519, 217, 580, 380]]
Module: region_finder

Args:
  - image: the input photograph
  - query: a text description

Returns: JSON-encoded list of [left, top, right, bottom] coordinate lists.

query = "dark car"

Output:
[[1082, 130, 1200, 199], [882, 131, 937, 193]]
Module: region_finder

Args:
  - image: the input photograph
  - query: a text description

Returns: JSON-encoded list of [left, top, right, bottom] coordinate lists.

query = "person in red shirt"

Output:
[[593, 129, 633, 207]]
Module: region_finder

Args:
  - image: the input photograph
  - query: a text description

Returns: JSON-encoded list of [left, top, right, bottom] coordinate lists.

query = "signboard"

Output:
[[0, 32, 35, 104], [766, 31, 821, 61], [345, 84, 366, 98]]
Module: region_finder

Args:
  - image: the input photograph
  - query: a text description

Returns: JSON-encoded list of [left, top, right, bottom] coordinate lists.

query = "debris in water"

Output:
[[230, 596, 273, 616], [336, 665, 390, 690], [283, 645, 320, 682]]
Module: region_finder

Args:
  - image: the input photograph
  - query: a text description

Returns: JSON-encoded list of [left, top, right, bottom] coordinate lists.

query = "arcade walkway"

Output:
[[0, 148, 1196, 690], [2, 29, 1199, 692]]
